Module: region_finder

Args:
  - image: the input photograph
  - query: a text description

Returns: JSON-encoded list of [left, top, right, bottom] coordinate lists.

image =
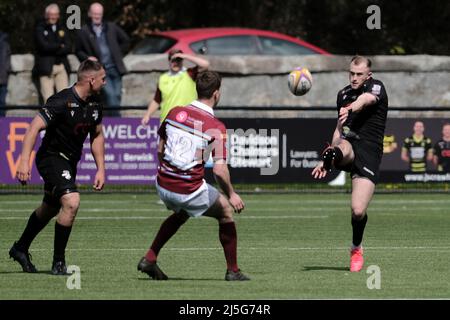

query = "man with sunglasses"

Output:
[[141, 49, 210, 125]]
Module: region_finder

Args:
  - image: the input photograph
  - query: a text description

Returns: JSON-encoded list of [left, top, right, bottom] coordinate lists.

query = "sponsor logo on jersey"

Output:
[[68, 102, 79, 108], [92, 110, 99, 121]]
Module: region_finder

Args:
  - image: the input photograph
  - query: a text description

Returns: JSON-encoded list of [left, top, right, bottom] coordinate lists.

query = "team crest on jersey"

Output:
[[62, 170, 71, 180], [70, 110, 75, 117], [176, 111, 188, 123], [92, 110, 99, 121]]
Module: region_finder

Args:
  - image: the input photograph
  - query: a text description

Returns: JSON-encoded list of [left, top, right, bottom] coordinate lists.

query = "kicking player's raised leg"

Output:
[[322, 137, 355, 172], [349, 177, 375, 272]]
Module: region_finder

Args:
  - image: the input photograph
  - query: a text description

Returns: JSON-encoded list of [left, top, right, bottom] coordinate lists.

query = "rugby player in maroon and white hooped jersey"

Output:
[[138, 71, 250, 281]]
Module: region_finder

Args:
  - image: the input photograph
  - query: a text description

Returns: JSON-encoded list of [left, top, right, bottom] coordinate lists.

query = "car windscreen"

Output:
[[258, 36, 317, 55], [131, 35, 176, 54], [190, 36, 259, 55]]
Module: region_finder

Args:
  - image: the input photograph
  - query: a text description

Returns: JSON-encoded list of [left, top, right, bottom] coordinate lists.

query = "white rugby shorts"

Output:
[[155, 179, 220, 217]]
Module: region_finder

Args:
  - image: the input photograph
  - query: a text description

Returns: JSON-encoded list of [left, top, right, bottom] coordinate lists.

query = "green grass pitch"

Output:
[[0, 192, 449, 299]]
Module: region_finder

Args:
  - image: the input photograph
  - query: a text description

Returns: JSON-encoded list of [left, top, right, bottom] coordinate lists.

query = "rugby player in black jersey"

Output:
[[401, 121, 433, 172], [9, 59, 106, 275], [433, 123, 450, 172], [312, 56, 388, 272]]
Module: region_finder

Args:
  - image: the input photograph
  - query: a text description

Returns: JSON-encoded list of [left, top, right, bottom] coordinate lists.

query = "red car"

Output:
[[130, 27, 331, 55]]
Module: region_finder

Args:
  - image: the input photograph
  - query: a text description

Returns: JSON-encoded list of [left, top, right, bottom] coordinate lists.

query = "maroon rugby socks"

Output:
[[145, 213, 187, 262], [219, 221, 239, 272]]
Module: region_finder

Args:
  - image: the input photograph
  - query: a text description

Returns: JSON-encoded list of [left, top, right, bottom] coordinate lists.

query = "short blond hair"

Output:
[[351, 55, 372, 68]]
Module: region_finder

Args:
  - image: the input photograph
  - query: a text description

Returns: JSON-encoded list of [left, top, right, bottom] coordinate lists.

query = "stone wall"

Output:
[[5, 54, 450, 118]]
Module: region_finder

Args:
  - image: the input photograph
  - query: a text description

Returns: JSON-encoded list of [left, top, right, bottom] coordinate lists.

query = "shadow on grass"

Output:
[[0, 270, 58, 275], [137, 276, 221, 281], [302, 266, 349, 271]]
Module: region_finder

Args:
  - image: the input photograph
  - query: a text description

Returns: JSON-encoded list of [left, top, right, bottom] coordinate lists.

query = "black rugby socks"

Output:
[[53, 222, 72, 262], [16, 211, 51, 251], [351, 214, 368, 248]]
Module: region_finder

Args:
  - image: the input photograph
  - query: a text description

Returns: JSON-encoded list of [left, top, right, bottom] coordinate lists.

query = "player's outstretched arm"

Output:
[[213, 160, 245, 213], [339, 93, 377, 124], [142, 100, 160, 125], [344, 93, 377, 113], [90, 124, 105, 191], [16, 115, 47, 184]]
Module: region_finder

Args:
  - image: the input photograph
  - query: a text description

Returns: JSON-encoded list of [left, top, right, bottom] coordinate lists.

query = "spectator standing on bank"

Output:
[[0, 31, 11, 115], [75, 2, 130, 112], [33, 4, 71, 104]]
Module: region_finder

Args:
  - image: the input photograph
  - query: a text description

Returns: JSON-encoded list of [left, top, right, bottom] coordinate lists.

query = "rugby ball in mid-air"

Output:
[[288, 67, 312, 96]]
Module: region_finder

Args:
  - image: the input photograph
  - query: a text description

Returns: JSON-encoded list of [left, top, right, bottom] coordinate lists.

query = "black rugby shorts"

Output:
[[36, 153, 79, 207]]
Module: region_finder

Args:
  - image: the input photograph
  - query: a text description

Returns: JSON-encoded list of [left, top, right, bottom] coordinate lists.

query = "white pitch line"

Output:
[[0, 207, 448, 213], [1, 246, 449, 252], [2, 199, 450, 205], [0, 215, 329, 220]]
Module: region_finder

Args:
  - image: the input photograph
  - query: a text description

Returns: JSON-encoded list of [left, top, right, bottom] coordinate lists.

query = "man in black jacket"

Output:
[[75, 2, 130, 113], [33, 4, 71, 103], [0, 31, 11, 115]]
